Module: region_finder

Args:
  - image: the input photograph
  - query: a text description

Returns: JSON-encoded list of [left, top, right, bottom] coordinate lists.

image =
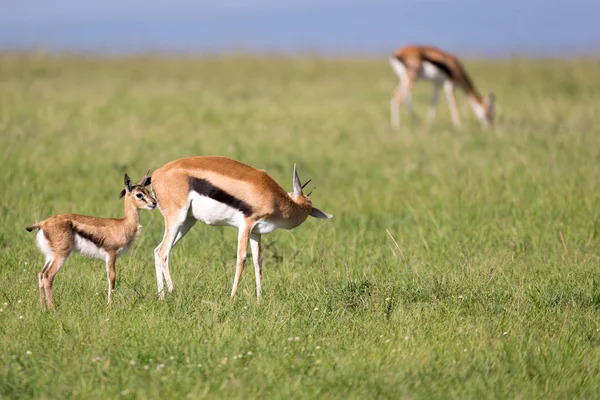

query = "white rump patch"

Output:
[[389, 57, 408, 81], [189, 192, 244, 228], [36, 230, 53, 260]]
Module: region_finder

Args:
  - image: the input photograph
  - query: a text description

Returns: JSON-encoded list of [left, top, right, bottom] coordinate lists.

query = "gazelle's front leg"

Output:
[[444, 81, 462, 128], [231, 220, 252, 297], [105, 252, 117, 304], [154, 213, 186, 299], [249, 233, 263, 297]]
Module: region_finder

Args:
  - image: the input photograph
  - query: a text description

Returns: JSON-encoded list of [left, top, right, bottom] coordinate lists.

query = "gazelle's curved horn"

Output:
[[136, 170, 152, 187], [293, 163, 302, 198]]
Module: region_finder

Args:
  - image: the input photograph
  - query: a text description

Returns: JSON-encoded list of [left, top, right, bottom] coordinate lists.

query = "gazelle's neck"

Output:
[[123, 197, 141, 228], [281, 196, 312, 229]]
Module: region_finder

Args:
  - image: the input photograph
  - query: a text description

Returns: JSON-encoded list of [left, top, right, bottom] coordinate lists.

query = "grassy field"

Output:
[[1, 53, 600, 399]]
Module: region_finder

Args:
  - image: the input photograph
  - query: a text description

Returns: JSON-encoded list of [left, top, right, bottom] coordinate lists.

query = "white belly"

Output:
[[420, 61, 447, 82], [189, 192, 244, 227], [74, 234, 108, 260]]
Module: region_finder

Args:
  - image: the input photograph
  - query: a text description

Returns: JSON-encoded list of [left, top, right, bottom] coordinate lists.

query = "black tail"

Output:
[[25, 224, 39, 232]]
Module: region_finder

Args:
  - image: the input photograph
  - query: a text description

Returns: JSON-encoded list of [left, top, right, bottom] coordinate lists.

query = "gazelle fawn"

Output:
[[389, 44, 495, 129], [26, 173, 156, 309], [150, 156, 333, 299]]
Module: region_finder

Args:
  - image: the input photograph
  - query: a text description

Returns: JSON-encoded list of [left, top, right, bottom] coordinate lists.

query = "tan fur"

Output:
[[390, 44, 495, 128], [26, 174, 156, 309], [150, 156, 332, 299]]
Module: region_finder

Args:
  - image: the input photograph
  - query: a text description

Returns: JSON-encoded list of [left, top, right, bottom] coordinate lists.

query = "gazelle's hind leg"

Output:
[[231, 220, 253, 298], [38, 259, 51, 309], [42, 256, 68, 310], [249, 233, 263, 298], [427, 83, 442, 127], [154, 210, 191, 299]]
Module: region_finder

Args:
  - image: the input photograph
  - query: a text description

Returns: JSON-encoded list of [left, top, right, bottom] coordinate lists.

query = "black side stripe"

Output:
[[189, 177, 254, 217], [422, 56, 454, 79], [72, 225, 107, 249]]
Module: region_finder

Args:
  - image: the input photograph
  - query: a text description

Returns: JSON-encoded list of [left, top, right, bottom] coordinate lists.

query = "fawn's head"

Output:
[[119, 172, 157, 210]]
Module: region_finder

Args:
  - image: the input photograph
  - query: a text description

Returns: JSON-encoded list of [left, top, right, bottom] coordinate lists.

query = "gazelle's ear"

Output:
[[136, 170, 152, 187], [292, 163, 303, 198], [310, 207, 333, 219]]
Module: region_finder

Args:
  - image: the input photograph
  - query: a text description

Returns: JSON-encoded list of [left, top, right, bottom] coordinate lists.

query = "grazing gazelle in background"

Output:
[[389, 44, 495, 129], [25, 173, 156, 309], [150, 156, 333, 299]]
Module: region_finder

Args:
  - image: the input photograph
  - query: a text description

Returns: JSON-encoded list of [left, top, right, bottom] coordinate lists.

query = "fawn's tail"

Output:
[[25, 223, 40, 232]]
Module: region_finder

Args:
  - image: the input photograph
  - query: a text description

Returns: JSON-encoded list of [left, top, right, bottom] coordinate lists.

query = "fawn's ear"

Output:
[[120, 173, 132, 199], [310, 207, 333, 219]]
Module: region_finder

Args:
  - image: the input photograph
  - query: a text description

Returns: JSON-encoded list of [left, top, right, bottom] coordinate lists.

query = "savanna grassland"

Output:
[[1, 53, 600, 399]]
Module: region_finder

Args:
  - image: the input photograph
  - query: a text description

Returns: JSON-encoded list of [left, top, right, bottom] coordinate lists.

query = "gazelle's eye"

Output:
[[136, 193, 143, 199]]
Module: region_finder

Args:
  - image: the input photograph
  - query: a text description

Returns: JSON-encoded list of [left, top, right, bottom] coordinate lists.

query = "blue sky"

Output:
[[1, 0, 598, 55]]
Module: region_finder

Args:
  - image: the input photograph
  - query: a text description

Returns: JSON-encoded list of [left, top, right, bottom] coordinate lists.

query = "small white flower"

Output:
[[503, 332, 508, 336], [404, 336, 409, 341], [243, 306, 248, 310], [19, 315, 24, 319], [458, 295, 465, 301], [287, 337, 293, 342], [0, 309, 3, 312], [26, 351, 32, 355], [315, 346, 321, 350], [17, 300, 22, 304], [157, 363, 165, 370], [24, 262, 29, 265], [314, 307, 319, 311], [464, 348, 468, 352], [197, 364, 202, 368], [246, 351, 252, 356], [385, 297, 391, 301], [105, 318, 109, 322], [129, 360, 136, 366], [385, 339, 391, 343], [169, 356, 174, 360], [233, 355, 238, 360], [143, 365, 149, 370], [294, 336, 300, 341], [3, 302, 7, 306]]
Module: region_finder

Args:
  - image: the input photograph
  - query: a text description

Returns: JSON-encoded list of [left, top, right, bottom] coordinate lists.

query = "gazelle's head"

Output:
[[289, 163, 333, 220], [483, 92, 496, 126], [119, 172, 157, 211]]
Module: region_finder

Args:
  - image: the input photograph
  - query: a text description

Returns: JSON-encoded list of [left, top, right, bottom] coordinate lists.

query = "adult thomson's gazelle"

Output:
[[389, 44, 495, 129], [26, 173, 156, 309], [151, 156, 333, 299]]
